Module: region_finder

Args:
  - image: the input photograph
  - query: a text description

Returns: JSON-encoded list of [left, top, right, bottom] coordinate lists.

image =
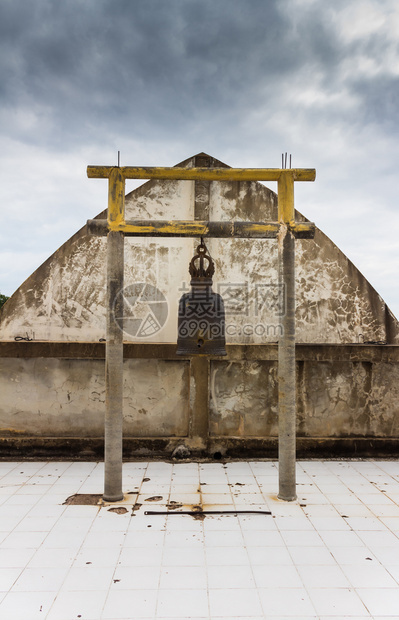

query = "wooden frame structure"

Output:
[[87, 164, 316, 502]]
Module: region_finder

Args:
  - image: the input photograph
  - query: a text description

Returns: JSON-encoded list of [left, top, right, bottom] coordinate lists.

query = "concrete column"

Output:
[[277, 171, 297, 501], [104, 166, 125, 502], [189, 357, 210, 451], [190, 154, 212, 452], [277, 225, 296, 500], [104, 230, 124, 501]]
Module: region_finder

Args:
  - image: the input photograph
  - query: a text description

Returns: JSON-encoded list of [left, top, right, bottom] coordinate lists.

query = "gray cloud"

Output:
[[0, 0, 352, 147], [0, 0, 398, 317]]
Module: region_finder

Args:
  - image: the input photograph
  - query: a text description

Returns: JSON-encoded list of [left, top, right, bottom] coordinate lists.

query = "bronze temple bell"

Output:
[[177, 239, 226, 356]]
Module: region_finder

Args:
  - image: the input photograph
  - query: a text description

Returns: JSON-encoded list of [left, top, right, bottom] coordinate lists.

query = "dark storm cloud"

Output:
[[0, 0, 344, 149], [0, 0, 397, 151]]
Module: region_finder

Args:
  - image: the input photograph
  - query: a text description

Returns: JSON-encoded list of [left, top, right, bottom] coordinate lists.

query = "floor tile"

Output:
[[0, 590, 56, 619], [1, 530, 48, 548], [243, 529, 285, 546], [238, 513, 278, 530], [83, 530, 127, 548], [204, 530, 244, 547], [318, 530, 364, 547], [201, 493, 234, 505], [258, 587, 316, 616], [73, 546, 122, 568], [209, 588, 263, 617], [0, 567, 22, 592], [162, 547, 206, 567], [330, 546, 378, 565], [288, 546, 337, 565], [124, 530, 165, 548], [112, 565, 161, 589], [206, 545, 250, 566], [372, 546, 399, 565], [27, 547, 76, 568], [252, 564, 303, 588], [308, 587, 368, 616], [281, 530, 324, 547], [341, 563, 398, 588], [355, 587, 399, 616], [47, 589, 108, 619], [159, 566, 207, 590], [370, 504, 399, 517], [356, 530, 399, 548], [297, 564, 350, 588], [246, 545, 293, 566], [118, 546, 163, 567], [203, 516, 242, 532], [344, 516, 387, 530], [50, 516, 95, 533], [17, 566, 67, 595], [273, 516, 315, 530], [163, 515, 202, 531], [334, 503, 374, 517], [0, 547, 35, 568], [62, 565, 115, 591], [13, 516, 60, 532], [157, 588, 208, 618], [41, 530, 88, 549], [308, 516, 352, 531], [208, 564, 255, 588], [164, 530, 204, 548]]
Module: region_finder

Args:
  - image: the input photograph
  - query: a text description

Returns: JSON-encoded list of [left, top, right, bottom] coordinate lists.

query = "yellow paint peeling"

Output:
[[88, 166, 316, 183], [107, 168, 125, 227]]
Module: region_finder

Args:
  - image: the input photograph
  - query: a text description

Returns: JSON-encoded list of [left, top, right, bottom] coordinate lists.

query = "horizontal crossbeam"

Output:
[[87, 166, 316, 182], [86, 219, 315, 239]]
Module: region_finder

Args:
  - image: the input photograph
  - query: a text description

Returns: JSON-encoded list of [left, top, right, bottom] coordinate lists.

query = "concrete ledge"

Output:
[[1, 342, 399, 362], [1, 435, 399, 460]]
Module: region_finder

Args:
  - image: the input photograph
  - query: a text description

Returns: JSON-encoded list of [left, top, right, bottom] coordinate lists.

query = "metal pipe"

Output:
[[144, 510, 272, 516]]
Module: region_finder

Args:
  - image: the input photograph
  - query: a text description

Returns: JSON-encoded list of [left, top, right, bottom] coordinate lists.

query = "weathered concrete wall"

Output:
[[1, 153, 398, 344], [1, 343, 399, 458], [1, 152, 399, 458], [209, 358, 399, 439], [0, 357, 189, 438]]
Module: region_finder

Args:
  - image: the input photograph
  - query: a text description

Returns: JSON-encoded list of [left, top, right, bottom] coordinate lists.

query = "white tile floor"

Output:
[[0, 461, 399, 619]]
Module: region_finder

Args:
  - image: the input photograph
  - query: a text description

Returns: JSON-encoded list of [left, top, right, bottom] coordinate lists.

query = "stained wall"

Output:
[[0, 153, 398, 457]]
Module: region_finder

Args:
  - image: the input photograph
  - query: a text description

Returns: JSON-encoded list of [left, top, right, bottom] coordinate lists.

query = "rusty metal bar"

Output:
[[144, 510, 272, 516], [86, 219, 315, 239], [87, 165, 316, 182]]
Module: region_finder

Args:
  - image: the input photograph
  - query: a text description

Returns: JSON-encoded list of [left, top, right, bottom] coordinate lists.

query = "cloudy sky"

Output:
[[1, 0, 398, 317]]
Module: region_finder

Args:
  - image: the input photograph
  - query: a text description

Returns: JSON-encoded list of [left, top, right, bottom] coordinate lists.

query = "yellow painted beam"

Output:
[[87, 218, 315, 239], [107, 167, 125, 226], [88, 166, 316, 183], [109, 220, 281, 236], [278, 171, 295, 225]]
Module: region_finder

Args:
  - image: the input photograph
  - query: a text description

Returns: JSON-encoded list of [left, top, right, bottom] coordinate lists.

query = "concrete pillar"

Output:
[[104, 230, 124, 501], [104, 167, 125, 502], [277, 171, 297, 501]]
